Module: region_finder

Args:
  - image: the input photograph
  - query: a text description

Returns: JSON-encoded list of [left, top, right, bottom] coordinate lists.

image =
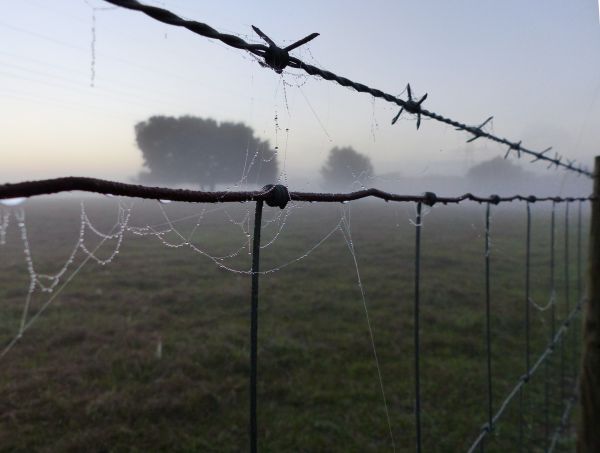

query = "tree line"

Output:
[[135, 115, 529, 191]]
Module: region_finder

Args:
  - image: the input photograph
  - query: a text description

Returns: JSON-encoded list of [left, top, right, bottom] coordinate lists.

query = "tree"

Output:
[[466, 156, 529, 193], [135, 115, 278, 189], [320, 146, 374, 190]]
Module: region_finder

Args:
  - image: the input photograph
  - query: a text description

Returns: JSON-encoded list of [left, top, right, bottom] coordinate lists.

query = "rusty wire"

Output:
[[0, 177, 593, 205]]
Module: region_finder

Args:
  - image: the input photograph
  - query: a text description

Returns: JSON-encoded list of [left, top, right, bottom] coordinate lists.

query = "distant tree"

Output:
[[320, 146, 374, 190], [135, 115, 278, 189], [466, 156, 529, 193]]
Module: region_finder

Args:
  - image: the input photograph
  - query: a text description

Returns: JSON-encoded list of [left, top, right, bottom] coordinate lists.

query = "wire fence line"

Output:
[[459, 196, 587, 452], [0, 179, 591, 451], [101, 0, 593, 178]]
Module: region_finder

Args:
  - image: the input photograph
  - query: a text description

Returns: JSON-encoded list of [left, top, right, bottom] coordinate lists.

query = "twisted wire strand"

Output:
[[102, 0, 593, 178]]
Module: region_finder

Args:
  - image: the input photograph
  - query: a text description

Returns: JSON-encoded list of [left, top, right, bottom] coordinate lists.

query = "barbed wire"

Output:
[[102, 0, 593, 178], [0, 177, 594, 206]]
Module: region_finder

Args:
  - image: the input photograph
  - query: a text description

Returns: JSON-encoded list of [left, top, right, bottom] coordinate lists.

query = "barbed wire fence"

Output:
[[101, 0, 593, 178], [0, 0, 598, 451]]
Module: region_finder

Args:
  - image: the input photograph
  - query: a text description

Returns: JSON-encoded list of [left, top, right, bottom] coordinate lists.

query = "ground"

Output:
[[0, 197, 585, 452]]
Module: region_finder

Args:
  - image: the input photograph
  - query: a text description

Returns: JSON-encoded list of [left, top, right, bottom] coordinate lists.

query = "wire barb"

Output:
[[531, 147, 552, 163], [504, 141, 522, 159], [252, 25, 318, 73], [463, 116, 494, 143], [391, 84, 428, 129], [547, 153, 562, 170]]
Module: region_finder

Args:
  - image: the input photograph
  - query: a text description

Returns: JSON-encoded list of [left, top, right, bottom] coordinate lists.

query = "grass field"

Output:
[[0, 196, 587, 452]]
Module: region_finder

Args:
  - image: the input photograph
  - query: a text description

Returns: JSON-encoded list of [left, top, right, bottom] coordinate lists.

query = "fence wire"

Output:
[[0, 177, 594, 206]]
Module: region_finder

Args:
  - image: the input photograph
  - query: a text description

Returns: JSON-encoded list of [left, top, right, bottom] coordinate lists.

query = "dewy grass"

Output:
[[0, 198, 586, 452]]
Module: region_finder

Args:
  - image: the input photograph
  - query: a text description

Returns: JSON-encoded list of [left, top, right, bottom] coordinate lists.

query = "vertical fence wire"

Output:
[[484, 202, 493, 432], [438, 201, 578, 453], [565, 202, 570, 321], [577, 201, 582, 372], [545, 357, 550, 452], [551, 202, 557, 340], [525, 203, 532, 376], [414, 202, 423, 453], [561, 203, 570, 404], [545, 202, 556, 451], [519, 385, 524, 452], [578, 201, 582, 304], [250, 200, 263, 453], [522, 202, 532, 451]]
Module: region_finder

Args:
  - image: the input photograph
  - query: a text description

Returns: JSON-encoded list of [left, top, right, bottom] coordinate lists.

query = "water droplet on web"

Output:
[[1, 197, 26, 207], [159, 199, 172, 204], [156, 339, 163, 359]]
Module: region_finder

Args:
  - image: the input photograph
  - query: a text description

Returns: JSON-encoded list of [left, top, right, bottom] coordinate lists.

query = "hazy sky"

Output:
[[1, 0, 599, 188]]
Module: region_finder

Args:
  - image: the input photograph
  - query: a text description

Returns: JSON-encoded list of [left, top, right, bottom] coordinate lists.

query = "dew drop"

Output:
[[159, 199, 172, 204], [156, 339, 163, 359]]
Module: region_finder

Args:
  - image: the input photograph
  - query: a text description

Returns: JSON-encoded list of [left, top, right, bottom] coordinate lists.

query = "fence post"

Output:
[[250, 199, 263, 453], [578, 156, 600, 452]]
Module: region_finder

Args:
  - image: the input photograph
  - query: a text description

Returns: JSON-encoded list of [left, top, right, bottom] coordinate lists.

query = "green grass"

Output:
[[0, 198, 587, 452]]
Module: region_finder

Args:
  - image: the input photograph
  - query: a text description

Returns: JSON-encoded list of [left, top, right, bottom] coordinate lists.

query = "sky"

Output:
[[1, 0, 599, 190]]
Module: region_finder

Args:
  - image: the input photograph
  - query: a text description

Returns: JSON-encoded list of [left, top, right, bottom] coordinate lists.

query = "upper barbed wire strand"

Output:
[[101, 0, 593, 178]]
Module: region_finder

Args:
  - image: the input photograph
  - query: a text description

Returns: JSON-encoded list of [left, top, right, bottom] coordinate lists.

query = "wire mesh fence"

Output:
[[0, 181, 593, 451]]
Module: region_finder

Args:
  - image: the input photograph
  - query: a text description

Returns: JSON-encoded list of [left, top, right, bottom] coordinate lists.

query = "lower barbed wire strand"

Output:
[[0, 177, 594, 204]]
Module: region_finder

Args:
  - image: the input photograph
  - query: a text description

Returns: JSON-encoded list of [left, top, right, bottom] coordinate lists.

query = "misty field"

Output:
[[0, 197, 585, 452]]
